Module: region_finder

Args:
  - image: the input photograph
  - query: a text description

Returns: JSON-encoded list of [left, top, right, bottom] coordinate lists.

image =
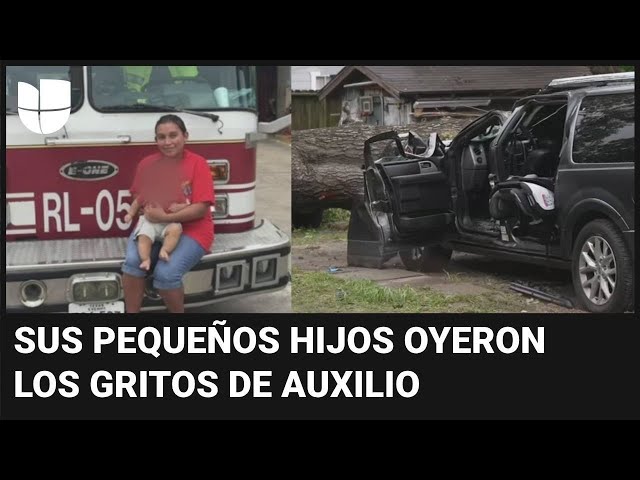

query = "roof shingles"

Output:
[[324, 66, 593, 98]]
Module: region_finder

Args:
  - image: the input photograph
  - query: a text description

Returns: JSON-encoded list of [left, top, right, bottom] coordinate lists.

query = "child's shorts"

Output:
[[134, 216, 181, 243]]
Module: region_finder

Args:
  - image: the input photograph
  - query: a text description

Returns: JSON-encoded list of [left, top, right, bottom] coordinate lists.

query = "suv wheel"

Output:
[[400, 245, 452, 272], [572, 219, 633, 313]]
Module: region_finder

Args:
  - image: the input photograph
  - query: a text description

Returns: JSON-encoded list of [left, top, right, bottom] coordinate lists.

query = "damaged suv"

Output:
[[348, 72, 634, 313]]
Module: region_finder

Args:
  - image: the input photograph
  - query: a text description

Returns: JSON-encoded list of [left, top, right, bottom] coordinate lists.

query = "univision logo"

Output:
[[18, 80, 71, 134]]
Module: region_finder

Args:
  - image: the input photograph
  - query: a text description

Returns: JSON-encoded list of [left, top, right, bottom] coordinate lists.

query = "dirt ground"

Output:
[[293, 239, 585, 313]]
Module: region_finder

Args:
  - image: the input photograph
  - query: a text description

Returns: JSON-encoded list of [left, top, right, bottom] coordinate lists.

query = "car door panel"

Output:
[[382, 164, 450, 217], [363, 131, 453, 244]]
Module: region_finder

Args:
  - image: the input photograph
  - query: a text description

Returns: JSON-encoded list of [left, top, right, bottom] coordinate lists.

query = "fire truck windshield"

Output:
[[89, 66, 257, 112]]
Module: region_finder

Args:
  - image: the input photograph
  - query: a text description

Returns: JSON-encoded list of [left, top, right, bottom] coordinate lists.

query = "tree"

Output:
[[589, 65, 634, 74], [292, 119, 473, 226]]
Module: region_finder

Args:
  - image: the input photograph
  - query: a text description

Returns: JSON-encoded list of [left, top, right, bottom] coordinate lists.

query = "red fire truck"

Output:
[[5, 65, 291, 313]]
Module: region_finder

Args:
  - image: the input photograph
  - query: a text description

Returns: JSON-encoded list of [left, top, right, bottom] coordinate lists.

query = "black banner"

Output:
[[2, 313, 639, 420]]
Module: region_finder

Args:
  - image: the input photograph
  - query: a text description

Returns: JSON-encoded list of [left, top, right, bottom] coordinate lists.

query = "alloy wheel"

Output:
[[578, 235, 617, 306]]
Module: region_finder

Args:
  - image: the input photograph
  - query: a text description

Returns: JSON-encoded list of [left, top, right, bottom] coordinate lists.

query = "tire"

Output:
[[293, 209, 324, 229], [571, 219, 633, 313], [399, 245, 452, 272]]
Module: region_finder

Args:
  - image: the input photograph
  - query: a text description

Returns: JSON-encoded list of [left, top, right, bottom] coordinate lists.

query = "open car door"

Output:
[[367, 130, 454, 242], [347, 130, 453, 267]]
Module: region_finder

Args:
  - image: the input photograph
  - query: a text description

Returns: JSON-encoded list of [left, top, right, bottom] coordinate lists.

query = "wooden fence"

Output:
[[291, 92, 342, 130]]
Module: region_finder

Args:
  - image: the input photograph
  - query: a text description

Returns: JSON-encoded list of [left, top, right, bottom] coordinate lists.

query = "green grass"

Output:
[[321, 208, 350, 225], [292, 208, 350, 245], [292, 268, 530, 313], [291, 208, 550, 313], [292, 228, 348, 246]]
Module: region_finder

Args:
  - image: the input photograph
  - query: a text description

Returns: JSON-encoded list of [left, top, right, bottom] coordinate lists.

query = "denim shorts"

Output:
[[121, 231, 206, 289]]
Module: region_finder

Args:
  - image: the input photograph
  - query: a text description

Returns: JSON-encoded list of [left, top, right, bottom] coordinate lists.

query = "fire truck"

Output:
[[5, 65, 291, 313]]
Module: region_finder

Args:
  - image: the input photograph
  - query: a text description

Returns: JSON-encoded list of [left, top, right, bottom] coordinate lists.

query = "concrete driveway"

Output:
[[191, 136, 292, 313]]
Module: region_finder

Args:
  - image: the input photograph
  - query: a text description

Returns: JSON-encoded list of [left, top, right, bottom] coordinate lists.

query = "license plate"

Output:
[[69, 301, 125, 313]]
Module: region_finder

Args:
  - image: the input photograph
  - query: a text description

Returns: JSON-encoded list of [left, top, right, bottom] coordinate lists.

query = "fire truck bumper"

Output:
[[5, 219, 290, 313]]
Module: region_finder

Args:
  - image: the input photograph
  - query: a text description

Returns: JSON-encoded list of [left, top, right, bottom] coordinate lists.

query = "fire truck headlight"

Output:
[[257, 260, 270, 275], [73, 282, 98, 302], [251, 254, 279, 287], [215, 260, 246, 294], [20, 280, 47, 308], [68, 274, 122, 303], [221, 265, 235, 280], [214, 195, 228, 219], [95, 281, 120, 300]]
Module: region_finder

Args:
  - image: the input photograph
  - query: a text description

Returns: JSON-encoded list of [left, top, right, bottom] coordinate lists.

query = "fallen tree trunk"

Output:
[[292, 119, 473, 220]]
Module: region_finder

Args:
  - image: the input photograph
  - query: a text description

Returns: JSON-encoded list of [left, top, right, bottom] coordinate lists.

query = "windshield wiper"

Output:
[[101, 104, 219, 123]]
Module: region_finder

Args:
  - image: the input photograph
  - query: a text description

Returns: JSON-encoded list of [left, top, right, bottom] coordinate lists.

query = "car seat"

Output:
[[489, 177, 554, 218], [522, 139, 560, 178], [489, 135, 560, 239], [488, 175, 555, 241]]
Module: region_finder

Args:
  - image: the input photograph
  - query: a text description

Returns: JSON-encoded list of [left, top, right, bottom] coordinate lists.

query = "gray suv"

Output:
[[348, 72, 634, 313]]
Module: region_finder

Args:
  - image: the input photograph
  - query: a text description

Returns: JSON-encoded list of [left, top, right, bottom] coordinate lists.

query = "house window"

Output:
[[316, 75, 331, 89], [310, 71, 333, 90]]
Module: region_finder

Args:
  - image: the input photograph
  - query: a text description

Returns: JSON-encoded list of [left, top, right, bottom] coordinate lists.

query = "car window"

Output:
[[572, 93, 634, 164]]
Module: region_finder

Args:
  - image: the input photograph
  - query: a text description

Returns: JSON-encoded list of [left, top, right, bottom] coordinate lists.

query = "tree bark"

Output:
[[292, 120, 472, 215]]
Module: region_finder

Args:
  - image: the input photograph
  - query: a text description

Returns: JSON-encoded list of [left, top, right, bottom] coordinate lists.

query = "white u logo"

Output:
[[18, 79, 71, 134]]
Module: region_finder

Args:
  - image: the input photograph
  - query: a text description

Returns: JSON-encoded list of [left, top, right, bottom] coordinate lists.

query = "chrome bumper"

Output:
[[5, 219, 290, 312]]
